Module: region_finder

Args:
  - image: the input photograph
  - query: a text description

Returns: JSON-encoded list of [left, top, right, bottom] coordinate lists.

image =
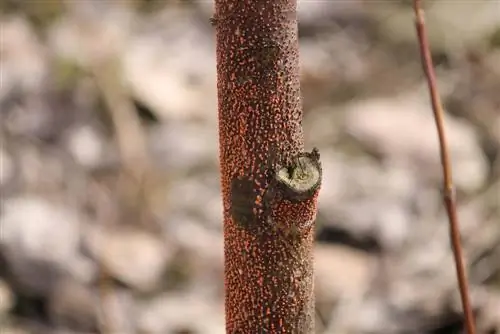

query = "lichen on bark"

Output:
[[215, 0, 322, 332]]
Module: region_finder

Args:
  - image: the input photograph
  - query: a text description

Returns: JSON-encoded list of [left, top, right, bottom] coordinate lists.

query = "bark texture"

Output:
[[215, 0, 322, 333]]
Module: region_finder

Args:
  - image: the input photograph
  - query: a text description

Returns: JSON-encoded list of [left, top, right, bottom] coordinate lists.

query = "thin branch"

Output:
[[412, 1, 476, 333]]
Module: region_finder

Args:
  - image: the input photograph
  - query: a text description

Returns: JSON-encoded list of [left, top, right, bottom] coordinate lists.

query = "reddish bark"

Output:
[[214, 0, 322, 332]]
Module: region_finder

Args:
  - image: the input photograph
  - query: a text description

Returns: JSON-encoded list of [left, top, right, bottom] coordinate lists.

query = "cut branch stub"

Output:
[[275, 148, 322, 202], [230, 148, 321, 234], [268, 148, 322, 236]]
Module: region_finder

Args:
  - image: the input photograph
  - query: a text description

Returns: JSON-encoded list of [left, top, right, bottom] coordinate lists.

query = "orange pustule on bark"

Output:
[[214, 0, 322, 332]]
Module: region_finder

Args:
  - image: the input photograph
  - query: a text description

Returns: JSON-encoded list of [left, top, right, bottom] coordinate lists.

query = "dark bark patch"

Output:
[[230, 175, 259, 230]]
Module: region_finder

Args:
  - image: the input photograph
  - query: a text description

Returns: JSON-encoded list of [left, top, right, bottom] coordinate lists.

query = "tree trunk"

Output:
[[214, 0, 322, 332]]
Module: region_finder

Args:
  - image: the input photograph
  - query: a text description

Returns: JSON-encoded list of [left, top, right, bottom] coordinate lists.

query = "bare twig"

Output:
[[412, 1, 476, 333]]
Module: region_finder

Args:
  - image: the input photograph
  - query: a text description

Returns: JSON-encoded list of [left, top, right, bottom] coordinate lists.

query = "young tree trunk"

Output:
[[214, 0, 322, 332]]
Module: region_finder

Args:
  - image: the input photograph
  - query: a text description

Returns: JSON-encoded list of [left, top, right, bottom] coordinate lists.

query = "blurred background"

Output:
[[0, 0, 499, 333]]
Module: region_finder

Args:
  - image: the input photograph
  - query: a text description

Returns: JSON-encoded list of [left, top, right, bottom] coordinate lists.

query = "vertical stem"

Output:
[[214, 0, 321, 332], [412, 1, 476, 333]]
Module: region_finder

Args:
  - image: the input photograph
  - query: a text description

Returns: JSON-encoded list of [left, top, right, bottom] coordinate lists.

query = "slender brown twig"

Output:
[[412, 1, 476, 333]]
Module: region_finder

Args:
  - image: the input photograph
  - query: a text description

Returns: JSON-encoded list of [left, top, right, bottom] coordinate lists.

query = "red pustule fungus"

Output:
[[214, 0, 322, 332]]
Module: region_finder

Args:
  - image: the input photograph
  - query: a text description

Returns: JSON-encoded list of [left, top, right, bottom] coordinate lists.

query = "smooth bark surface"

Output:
[[214, 0, 322, 332]]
